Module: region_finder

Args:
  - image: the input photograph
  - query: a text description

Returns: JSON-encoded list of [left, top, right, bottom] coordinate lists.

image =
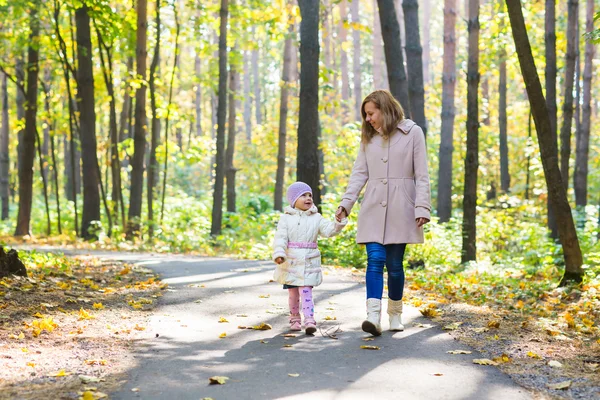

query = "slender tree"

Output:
[[351, 0, 362, 120], [559, 0, 579, 192], [15, 0, 41, 236], [339, 0, 350, 107], [210, 0, 229, 236], [243, 51, 251, 140], [545, 0, 558, 237], [127, 0, 148, 238], [422, 0, 431, 85], [0, 72, 8, 220], [505, 0, 584, 285], [275, 23, 294, 211], [499, 47, 510, 193], [377, 0, 410, 112], [252, 28, 262, 126], [461, 0, 479, 263], [402, 0, 427, 135], [296, 0, 321, 207], [226, 51, 238, 213], [372, 0, 388, 90], [574, 0, 594, 207], [437, 0, 457, 223]]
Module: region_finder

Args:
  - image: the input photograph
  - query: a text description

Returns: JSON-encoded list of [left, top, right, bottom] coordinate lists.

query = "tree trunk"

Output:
[[119, 57, 134, 143], [49, 130, 61, 234], [574, 0, 593, 207], [210, 0, 228, 236], [297, 0, 321, 207], [42, 68, 51, 182], [0, 72, 8, 220], [15, 0, 40, 237], [243, 51, 252, 141], [75, 5, 101, 239], [402, 0, 427, 136], [499, 49, 510, 193], [127, 0, 148, 238], [351, 0, 362, 121], [525, 109, 532, 200], [275, 26, 293, 211], [35, 112, 51, 235], [545, 0, 558, 237], [252, 31, 261, 126], [422, 0, 431, 85], [372, 0, 388, 90], [195, 51, 203, 137], [436, 0, 457, 223], [460, 0, 479, 263], [505, 0, 584, 285], [15, 58, 25, 181], [339, 0, 350, 109], [148, 0, 161, 238], [377, 0, 410, 112], [226, 55, 237, 213], [395, 0, 407, 73], [559, 0, 578, 192]]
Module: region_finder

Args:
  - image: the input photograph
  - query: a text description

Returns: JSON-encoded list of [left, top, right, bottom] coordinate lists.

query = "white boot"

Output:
[[362, 298, 383, 336], [388, 299, 405, 331]]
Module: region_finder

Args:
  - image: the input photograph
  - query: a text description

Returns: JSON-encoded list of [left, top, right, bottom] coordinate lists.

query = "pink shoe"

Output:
[[305, 318, 317, 335], [289, 314, 301, 331]]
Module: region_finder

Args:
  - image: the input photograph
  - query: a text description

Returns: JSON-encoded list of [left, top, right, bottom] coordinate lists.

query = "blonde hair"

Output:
[[360, 90, 405, 143]]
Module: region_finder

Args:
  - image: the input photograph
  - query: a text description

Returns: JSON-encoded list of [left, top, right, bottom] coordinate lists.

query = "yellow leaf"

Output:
[[282, 344, 293, 348], [218, 317, 229, 323], [85, 359, 107, 366], [487, 320, 501, 328], [420, 307, 438, 318], [26, 362, 35, 368], [282, 334, 297, 337], [79, 308, 95, 320], [288, 373, 299, 377], [119, 267, 131, 275], [472, 358, 499, 366], [546, 380, 571, 390], [360, 345, 380, 350], [50, 369, 71, 377], [258, 294, 270, 298], [443, 322, 462, 330], [219, 332, 227, 338], [21, 347, 28, 353], [208, 376, 229, 385], [492, 354, 511, 363], [447, 350, 472, 354], [252, 322, 272, 330], [362, 338, 375, 341], [81, 391, 94, 400], [134, 324, 146, 331], [563, 312, 576, 329], [33, 312, 44, 318], [324, 316, 337, 321], [93, 303, 104, 309], [527, 351, 542, 359], [515, 300, 524, 309]]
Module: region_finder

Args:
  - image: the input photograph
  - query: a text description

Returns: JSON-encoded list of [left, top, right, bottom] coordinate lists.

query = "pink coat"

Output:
[[339, 119, 431, 244]]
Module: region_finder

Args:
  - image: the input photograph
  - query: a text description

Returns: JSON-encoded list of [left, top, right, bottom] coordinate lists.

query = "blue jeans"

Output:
[[365, 243, 407, 301]]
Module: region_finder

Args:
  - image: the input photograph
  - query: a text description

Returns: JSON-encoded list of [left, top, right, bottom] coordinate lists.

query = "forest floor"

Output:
[[0, 242, 598, 399]]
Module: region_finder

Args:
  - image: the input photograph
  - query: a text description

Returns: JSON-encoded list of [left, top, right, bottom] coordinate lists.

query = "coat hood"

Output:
[[284, 204, 318, 216]]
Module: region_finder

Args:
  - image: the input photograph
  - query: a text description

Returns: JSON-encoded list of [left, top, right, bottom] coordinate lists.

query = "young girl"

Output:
[[273, 182, 347, 334]]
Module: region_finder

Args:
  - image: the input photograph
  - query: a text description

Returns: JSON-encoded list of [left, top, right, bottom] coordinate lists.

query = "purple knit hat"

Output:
[[286, 181, 312, 207]]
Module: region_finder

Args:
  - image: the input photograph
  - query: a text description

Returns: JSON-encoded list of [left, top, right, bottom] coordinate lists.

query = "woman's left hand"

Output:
[[416, 217, 429, 227]]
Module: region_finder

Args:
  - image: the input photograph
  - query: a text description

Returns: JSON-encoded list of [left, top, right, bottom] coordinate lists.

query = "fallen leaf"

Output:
[[487, 320, 501, 329], [492, 354, 511, 363], [208, 376, 229, 385], [420, 307, 439, 318], [362, 338, 375, 341], [252, 322, 272, 330], [472, 359, 499, 366], [85, 359, 107, 366], [432, 373, 443, 376], [288, 373, 299, 377], [472, 327, 489, 333], [584, 363, 599, 372], [260, 340, 268, 344], [21, 347, 28, 353], [547, 380, 571, 390], [282, 334, 297, 337], [282, 344, 293, 348], [79, 375, 102, 384], [131, 388, 140, 392], [360, 345, 380, 350], [93, 303, 104, 310], [258, 294, 270, 298], [50, 369, 72, 377], [324, 316, 337, 321], [447, 350, 472, 355], [219, 332, 227, 338], [26, 362, 35, 368], [218, 317, 229, 323], [33, 312, 44, 318], [79, 308, 95, 321], [443, 322, 462, 331], [527, 351, 542, 360], [548, 360, 563, 368], [81, 392, 94, 400], [194, 299, 203, 303], [134, 324, 146, 331]]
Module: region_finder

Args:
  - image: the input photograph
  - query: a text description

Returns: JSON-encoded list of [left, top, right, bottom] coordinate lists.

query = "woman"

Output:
[[335, 90, 431, 336]]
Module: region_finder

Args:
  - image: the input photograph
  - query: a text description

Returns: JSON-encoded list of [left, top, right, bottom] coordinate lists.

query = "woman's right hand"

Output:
[[275, 257, 285, 264], [335, 206, 347, 222]]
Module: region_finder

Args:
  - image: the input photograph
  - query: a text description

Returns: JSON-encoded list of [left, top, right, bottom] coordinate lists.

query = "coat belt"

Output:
[[288, 242, 318, 249]]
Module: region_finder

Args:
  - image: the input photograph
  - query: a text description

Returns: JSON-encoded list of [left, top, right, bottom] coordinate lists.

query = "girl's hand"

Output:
[[335, 206, 347, 222], [275, 257, 285, 264], [416, 217, 429, 227]]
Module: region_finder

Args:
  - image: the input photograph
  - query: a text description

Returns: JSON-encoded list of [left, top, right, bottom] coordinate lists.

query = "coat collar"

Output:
[[397, 118, 416, 135], [284, 204, 318, 216]]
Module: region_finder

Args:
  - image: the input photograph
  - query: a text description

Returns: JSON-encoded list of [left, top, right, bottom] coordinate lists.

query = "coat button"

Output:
[[382, 157, 388, 163], [382, 179, 388, 185], [381, 201, 387, 207]]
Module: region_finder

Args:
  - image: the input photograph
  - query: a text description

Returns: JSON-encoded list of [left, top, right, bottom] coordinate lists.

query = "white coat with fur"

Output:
[[272, 205, 347, 287]]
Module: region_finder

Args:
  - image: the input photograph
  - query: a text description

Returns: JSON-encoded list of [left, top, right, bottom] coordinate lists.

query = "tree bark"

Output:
[[339, 0, 350, 111], [574, 0, 594, 207], [275, 25, 293, 211], [545, 0, 558, 237], [226, 55, 238, 213], [505, 0, 584, 285], [372, 0, 388, 90], [559, 0, 578, 192], [402, 0, 427, 136], [297, 0, 321, 207], [377, 0, 410, 112], [75, 5, 101, 239], [127, 0, 148, 238], [0, 72, 8, 220], [15, 0, 41, 237], [147, 0, 161, 238], [499, 49, 510, 193], [252, 30, 262, 126], [210, 0, 228, 236], [460, 0, 479, 263], [243, 51, 251, 141], [351, 0, 362, 121], [195, 51, 203, 137], [436, 0, 457, 223]]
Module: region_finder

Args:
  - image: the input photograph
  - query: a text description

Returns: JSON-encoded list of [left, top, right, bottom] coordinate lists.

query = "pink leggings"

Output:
[[288, 287, 314, 320]]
